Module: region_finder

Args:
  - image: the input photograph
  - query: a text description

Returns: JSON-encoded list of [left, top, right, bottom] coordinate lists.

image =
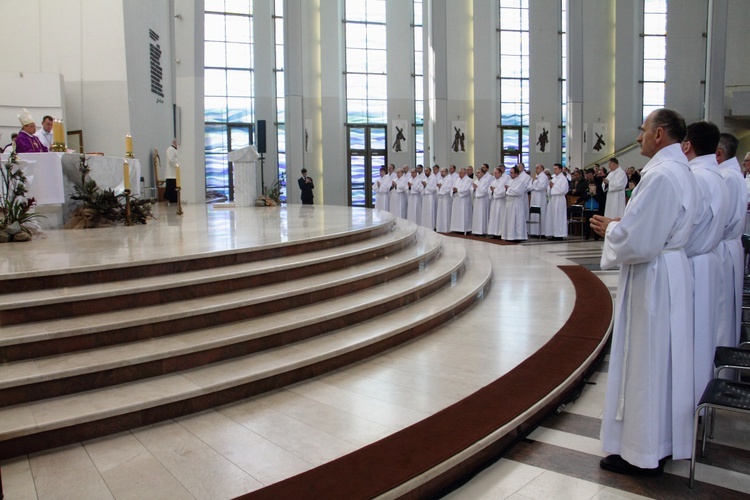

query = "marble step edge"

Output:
[[0, 221, 418, 325], [0, 230, 443, 361], [0, 215, 397, 293], [0, 246, 490, 459], [0, 241, 466, 405]]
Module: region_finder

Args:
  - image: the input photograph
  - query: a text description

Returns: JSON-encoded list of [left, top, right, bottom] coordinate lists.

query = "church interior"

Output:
[[1, 0, 749, 498]]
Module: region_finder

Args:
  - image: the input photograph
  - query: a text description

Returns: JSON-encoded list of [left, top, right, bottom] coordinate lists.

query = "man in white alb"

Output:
[[421, 165, 439, 230], [435, 168, 453, 232], [488, 166, 509, 237], [373, 166, 391, 212], [716, 133, 747, 351], [35, 115, 54, 150], [681, 121, 728, 408], [471, 168, 490, 236], [544, 163, 569, 240], [529, 164, 548, 237], [450, 168, 473, 233], [406, 168, 424, 225], [603, 157, 627, 218], [502, 166, 530, 242], [591, 108, 697, 476]]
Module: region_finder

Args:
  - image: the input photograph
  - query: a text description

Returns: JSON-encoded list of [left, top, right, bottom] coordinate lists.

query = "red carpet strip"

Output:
[[236, 265, 612, 499]]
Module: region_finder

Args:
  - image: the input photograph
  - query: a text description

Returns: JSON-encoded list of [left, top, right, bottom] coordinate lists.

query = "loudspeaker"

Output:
[[256, 120, 267, 154]]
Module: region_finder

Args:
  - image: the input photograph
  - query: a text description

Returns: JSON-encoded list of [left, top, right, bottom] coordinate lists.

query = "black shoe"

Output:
[[599, 455, 665, 477]]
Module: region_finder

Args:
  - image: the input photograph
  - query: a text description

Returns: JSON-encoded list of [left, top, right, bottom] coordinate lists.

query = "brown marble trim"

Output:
[[537, 411, 602, 440], [0, 244, 441, 362], [0, 258, 462, 406], [0, 273, 488, 460], [0, 230, 416, 326], [538, 410, 750, 478], [503, 440, 746, 499], [231, 265, 612, 500], [2, 221, 394, 294]]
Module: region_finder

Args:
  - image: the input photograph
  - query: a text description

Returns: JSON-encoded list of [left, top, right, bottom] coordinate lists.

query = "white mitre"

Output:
[[18, 108, 35, 126]]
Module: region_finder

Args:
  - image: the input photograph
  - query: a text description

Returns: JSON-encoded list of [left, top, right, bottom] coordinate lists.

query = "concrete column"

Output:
[[472, 0, 499, 167], [705, 0, 728, 126], [173, 0, 205, 204], [529, 0, 561, 167], [253, 0, 277, 192], [284, 0, 305, 205], [427, 0, 449, 168], [565, 0, 583, 168], [318, 0, 346, 206], [386, 0, 414, 168], [614, 0, 642, 148]]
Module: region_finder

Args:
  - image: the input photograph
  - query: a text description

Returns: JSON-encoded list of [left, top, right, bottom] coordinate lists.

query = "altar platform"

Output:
[[0, 203, 613, 499]]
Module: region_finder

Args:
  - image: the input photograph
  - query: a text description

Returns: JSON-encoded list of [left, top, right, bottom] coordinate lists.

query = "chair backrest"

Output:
[[529, 205, 541, 215], [568, 204, 584, 218]]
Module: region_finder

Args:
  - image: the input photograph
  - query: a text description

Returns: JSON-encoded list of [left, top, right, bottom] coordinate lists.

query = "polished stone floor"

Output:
[[0, 204, 746, 499]]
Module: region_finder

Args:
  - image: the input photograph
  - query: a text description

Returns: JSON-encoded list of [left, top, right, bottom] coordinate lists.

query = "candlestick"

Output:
[[123, 161, 131, 191], [176, 187, 183, 215], [124, 189, 133, 226], [125, 134, 134, 158], [175, 165, 181, 188], [53, 120, 64, 143], [51, 119, 66, 152]]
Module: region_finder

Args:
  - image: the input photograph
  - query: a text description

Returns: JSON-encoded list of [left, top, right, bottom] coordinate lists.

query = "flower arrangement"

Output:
[[255, 174, 284, 207], [65, 154, 155, 229], [0, 150, 45, 242]]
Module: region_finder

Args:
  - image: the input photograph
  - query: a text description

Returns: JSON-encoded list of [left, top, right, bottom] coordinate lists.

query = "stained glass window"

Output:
[[204, 1, 254, 200], [643, 0, 667, 121]]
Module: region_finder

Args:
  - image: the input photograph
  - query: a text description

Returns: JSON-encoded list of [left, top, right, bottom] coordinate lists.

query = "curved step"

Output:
[[0, 225, 441, 361], [0, 230, 458, 405], [0, 243, 491, 460], [0, 208, 396, 293], [0, 218, 416, 326]]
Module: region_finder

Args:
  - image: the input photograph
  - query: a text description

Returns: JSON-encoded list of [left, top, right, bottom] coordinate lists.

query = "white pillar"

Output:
[[173, 0, 205, 204], [566, 0, 584, 168], [705, 0, 728, 126]]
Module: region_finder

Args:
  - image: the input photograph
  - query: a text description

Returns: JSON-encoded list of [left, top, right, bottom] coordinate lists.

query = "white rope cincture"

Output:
[[616, 268, 634, 421]]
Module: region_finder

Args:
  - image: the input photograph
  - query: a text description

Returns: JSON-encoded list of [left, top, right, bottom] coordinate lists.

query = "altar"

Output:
[[1, 152, 142, 228]]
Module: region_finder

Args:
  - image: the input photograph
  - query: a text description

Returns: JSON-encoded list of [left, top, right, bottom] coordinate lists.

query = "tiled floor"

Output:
[[0, 207, 743, 499], [446, 248, 750, 500]]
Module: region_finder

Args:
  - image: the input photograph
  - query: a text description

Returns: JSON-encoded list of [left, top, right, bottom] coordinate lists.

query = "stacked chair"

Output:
[[689, 234, 750, 487]]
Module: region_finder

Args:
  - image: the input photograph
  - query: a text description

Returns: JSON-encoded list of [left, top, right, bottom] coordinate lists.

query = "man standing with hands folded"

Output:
[[591, 108, 697, 477]]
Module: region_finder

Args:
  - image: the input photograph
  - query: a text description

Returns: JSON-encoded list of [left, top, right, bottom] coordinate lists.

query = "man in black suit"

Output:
[[298, 168, 314, 204]]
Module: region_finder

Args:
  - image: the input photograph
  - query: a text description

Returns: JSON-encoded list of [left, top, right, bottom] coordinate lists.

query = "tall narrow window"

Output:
[[345, 0, 387, 207], [499, 0, 529, 168], [274, 0, 286, 203], [642, 0, 667, 121], [414, 0, 424, 166], [560, 0, 567, 166], [204, 1, 254, 201]]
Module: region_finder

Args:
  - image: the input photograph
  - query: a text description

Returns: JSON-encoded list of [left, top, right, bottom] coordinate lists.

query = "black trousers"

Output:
[[164, 178, 178, 203]]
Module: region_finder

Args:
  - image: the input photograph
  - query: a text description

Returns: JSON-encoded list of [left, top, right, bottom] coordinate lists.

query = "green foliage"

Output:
[[0, 151, 46, 231], [70, 154, 154, 226]]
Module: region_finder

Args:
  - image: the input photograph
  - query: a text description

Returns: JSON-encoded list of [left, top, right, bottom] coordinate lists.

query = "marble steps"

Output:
[[0, 215, 396, 294], [0, 240, 491, 460], [0, 230, 457, 406], [0, 224, 441, 362], [0, 219, 417, 327]]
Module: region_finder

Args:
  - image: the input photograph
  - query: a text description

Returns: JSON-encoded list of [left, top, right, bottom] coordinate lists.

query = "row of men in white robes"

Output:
[[593, 111, 747, 475], [374, 163, 573, 242]]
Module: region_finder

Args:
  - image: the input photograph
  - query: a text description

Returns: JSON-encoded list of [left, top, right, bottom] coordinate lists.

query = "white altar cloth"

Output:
[[0, 153, 141, 205]]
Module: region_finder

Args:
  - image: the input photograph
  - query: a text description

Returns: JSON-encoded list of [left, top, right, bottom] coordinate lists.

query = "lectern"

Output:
[[228, 145, 260, 207]]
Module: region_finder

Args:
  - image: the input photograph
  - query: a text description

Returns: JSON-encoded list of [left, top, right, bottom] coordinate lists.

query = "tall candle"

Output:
[[123, 161, 131, 191], [125, 134, 133, 154], [53, 120, 65, 143], [175, 165, 181, 188]]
